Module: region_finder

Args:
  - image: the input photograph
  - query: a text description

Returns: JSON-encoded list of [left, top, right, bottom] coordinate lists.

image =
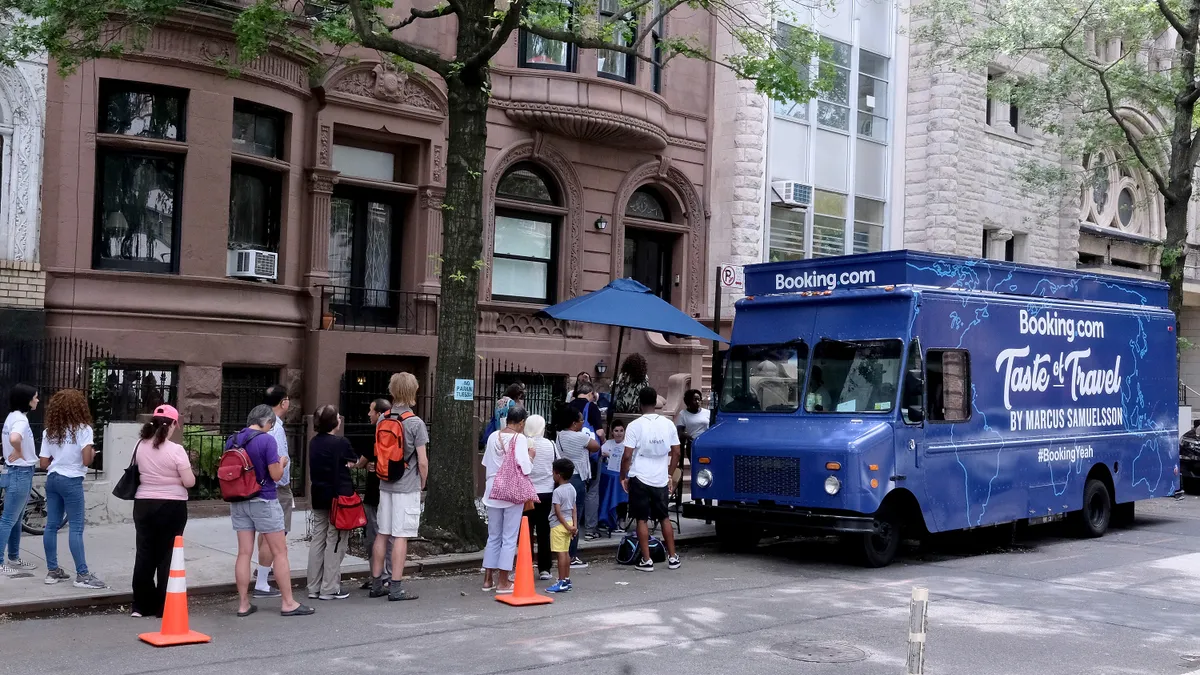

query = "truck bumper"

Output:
[[682, 502, 876, 534]]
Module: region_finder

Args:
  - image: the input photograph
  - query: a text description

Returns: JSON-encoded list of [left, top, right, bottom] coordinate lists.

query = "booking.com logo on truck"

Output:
[[774, 268, 877, 291]]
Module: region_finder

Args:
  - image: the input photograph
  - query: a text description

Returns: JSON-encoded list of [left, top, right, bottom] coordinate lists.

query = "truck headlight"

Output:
[[696, 469, 713, 489], [824, 476, 841, 495]]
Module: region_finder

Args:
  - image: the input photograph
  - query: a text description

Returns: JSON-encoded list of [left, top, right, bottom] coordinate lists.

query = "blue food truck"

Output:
[[684, 250, 1179, 566]]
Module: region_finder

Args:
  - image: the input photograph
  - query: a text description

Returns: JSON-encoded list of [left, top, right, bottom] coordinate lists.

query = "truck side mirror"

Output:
[[906, 405, 925, 424], [905, 369, 924, 391]]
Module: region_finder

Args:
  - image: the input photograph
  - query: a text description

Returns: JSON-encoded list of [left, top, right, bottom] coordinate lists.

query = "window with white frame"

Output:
[[773, 22, 811, 122], [597, 0, 636, 82], [853, 197, 884, 254], [768, 205, 806, 262], [816, 37, 851, 131], [812, 190, 846, 257], [857, 50, 888, 142]]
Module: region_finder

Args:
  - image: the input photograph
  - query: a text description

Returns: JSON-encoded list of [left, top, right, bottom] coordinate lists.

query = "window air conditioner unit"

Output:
[[227, 249, 278, 281], [771, 180, 813, 208]]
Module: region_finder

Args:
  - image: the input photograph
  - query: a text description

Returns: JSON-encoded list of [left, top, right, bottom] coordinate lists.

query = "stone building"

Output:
[[37, 4, 715, 426], [0, 37, 46, 343]]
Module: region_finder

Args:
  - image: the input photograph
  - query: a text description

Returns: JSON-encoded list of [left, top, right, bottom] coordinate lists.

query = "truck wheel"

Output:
[[854, 514, 900, 568], [1072, 478, 1111, 538], [716, 520, 762, 553], [1184, 477, 1200, 495]]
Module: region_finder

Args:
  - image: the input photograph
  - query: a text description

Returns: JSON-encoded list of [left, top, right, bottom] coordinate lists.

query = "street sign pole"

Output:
[[711, 266, 722, 426]]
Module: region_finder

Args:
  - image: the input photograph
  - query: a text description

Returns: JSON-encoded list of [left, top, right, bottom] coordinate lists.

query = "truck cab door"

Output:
[[893, 339, 926, 483]]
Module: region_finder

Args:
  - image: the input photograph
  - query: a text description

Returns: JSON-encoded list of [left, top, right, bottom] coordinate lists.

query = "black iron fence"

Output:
[[180, 420, 308, 500], [318, 286, 438, 334]]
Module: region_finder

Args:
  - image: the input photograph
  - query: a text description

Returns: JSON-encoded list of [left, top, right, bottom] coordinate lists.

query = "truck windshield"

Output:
[[806, 339, 903, 413], [720, 342, 807, 413]]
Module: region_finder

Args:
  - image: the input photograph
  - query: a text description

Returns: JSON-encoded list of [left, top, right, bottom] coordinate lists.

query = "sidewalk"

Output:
[[0, 510, 715, 615]]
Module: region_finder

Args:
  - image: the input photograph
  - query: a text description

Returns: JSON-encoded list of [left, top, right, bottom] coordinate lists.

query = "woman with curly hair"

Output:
[[613, 354, 652, 414], [38, 389, 106, 589]]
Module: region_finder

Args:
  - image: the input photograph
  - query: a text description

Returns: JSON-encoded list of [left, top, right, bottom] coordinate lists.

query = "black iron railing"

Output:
[[181, 421, 308, 500], [318, 286, 438, 334]]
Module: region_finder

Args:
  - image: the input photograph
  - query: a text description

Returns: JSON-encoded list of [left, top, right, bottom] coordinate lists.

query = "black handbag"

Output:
[[111, 441, 142, 501]]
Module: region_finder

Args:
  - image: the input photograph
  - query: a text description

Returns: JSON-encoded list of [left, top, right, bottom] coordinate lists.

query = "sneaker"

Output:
[[308, 592, 320, 599], [73, 573, 107, 590], [538, 571, 552, 581], [0, 564, 33, 578], [635, 558, 654, 572], [319, 590, 351, 600], [583, 532, 599, 541], [44, 568, 70, 585], [667, 555, 681, 570], [546, 579, 572, 593], [7, 558, 35, 571], [570, 558, 589, 569], [252, 587, 282, 599]]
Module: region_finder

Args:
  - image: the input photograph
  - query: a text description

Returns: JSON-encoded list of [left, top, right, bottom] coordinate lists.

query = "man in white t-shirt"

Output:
[[620, 386, 681, 573], [254, 384, 292, 598]]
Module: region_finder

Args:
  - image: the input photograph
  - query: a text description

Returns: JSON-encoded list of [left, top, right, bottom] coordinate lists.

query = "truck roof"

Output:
[[744, 250, 1168, 309]]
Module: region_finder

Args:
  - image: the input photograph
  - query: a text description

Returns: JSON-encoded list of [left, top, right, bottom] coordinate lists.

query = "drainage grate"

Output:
[[769, 640, 868, 663]]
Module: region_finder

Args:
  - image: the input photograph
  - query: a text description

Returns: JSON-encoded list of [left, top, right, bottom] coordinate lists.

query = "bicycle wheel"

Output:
[[21, 495, 47, 536]]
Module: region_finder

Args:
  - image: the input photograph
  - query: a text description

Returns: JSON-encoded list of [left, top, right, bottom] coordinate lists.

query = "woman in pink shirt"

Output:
[[131, 404, 195, 618]]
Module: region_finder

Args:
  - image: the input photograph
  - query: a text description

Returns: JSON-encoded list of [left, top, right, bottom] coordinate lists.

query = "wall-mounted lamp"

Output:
[[595, 359, 608, 377], [356, 376, 367, 387], [594, 217, 608, 231]]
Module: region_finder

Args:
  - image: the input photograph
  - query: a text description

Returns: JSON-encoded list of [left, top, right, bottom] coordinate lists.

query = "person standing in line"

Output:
[[252, 384, 292, 599], [566, 372, 591, 402], [613, 354, 652, 413], [481, 405, 533, 594], [1, 383, 39, 576], [359, 398, 392, 589], [39, 389, 106, 588], [555, 408, 600, 569], [230, 405, 313, 617], [131, 405, 194, 618], [368, 373, 427, 602], [523, 414, 555, 581], [546, 458, 577, 594], [599, 420, 628, 530], [307, 405, 362, 600], [568, 382, 604, 541], [620, 387, 682, 572], [494, 382, 524, 430]]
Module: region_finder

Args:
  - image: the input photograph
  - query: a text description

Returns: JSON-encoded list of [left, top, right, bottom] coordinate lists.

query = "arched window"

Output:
[[1081, 150, 1163, 239], [625, 187, 668, 221], [493, 163, 563, 303]]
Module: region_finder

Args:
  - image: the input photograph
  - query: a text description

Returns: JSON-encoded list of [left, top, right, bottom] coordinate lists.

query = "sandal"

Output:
[[236, 605, 258, 617], [281, 603, 316, 617], [495, 586, 514, 595]]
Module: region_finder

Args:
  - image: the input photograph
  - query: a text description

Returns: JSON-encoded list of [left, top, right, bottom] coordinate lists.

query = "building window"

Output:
[[328, 190, 403, 310], [623, 186, 675, 302], [492, 163, 561, 303], [816, 37, 851, 131], [597, 0, 636, 83], [853, 197, 884, 254], [1081, 150, 1162, 239], [228, 164, 282, 252], [232, 101, 284, 159], [221, 366, 279, 427], [768, 205, 806, 262], [519, 1, 575, 71], [773, 22, 811, 122], [927, 349, 970, 422], [100, 364, 179, 422], [650, 0, 664, 93], [981, 230, 1016, 261], [94, 81, 187, 274], [857, 50, 889, 142], [986, 70, 1023, 134], [812, 190, 846, 257], [625, 187, 668, 220]]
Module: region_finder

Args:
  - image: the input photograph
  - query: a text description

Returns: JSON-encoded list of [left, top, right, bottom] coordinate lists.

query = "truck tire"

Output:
[[716, 520, 762, 553], [1073, 478, 1111, 538], [853, 513, 900, 568]]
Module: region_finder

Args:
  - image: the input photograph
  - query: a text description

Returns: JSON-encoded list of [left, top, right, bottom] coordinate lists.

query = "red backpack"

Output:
[[375, 410, 416, 483], [218, 430, 265, 502]]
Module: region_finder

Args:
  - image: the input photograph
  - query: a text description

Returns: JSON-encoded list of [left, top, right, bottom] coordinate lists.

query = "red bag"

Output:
[[217, 431, 265, 503], [331, 493, 367, 530]]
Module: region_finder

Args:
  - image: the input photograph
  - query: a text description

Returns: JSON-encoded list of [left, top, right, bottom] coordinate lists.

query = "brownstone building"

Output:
[[39, 6, 714, 424]]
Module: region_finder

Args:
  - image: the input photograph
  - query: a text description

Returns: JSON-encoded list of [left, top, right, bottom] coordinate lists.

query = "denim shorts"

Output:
[[230, 498, 285, 533]]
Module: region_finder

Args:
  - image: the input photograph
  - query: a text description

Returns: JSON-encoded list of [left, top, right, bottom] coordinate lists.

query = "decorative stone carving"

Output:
[[0, 57, 45, 264], [488, 312, 568, 336], [432, 145, 443, 182], [611, 160, 707, 317], [308, 168, 339, 194], [329, 63, 445, 114], [482, 140, 584, 303], [318, 125, 331, 167], [495, 100, 669, 151]]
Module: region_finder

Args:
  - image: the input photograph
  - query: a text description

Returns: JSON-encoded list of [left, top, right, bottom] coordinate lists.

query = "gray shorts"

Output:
[[230, 498, 285, 533]]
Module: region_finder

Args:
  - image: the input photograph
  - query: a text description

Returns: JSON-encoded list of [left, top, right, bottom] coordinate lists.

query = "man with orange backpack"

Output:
[[368, 372, 428, 601]]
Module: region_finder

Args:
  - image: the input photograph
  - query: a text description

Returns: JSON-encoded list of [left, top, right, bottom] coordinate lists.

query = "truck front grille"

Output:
[[733, 455, 801, 497]]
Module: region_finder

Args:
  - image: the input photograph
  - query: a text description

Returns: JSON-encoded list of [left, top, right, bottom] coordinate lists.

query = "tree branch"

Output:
[[1156, 0, 1192, 40], [346, 0, 451, 76], [523, 24, 656, 63], [634, 0, 688, 45], [385, 4, 456, 31], [463, 0, 526, 71]]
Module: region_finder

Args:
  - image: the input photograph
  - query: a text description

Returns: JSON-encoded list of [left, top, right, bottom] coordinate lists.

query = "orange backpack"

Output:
[[375, 410, 415, 483]]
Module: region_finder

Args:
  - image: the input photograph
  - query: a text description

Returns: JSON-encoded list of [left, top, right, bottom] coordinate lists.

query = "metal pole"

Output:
[[906, 586, 929, 675], [711, 266, 722, 426]]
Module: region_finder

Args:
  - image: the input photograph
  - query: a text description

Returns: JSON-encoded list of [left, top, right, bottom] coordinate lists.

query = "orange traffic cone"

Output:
[[139, 536, 212, 647], [496, 516, 553, 607]]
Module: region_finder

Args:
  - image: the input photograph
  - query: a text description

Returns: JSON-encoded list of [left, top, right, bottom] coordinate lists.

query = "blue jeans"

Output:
[[0, 465, 34, 561], [568, 475, 586, 558], [44, 472, 87, 575]]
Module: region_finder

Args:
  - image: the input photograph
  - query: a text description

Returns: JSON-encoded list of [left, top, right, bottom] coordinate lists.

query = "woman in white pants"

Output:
[[481, 405, 533, 594]]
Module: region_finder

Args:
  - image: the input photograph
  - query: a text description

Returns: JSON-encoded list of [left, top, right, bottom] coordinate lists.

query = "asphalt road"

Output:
[[8, 496, 1200, 675]]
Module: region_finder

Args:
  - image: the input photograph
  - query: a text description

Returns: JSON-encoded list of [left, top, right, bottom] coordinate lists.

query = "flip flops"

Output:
[[236, 605, 258, 617]]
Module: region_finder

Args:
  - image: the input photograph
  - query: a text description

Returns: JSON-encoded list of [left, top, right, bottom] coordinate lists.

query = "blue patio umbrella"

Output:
[[537, 278, 726, 425]]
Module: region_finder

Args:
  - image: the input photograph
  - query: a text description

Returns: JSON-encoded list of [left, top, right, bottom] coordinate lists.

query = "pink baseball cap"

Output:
[[153, 404, 180, 423]]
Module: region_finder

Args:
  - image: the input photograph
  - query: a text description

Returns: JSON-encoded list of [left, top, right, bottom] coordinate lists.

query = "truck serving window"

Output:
[[806, 339, 903, 413], [927, 349, 971, 422], [720, 343, 806, 413]]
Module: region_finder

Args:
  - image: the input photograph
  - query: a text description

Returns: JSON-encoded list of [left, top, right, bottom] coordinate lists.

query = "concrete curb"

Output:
[[0, 531, 716, 617]]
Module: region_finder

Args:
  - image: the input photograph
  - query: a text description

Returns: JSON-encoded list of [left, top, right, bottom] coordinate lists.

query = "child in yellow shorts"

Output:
[[547, 458, 577, 593]]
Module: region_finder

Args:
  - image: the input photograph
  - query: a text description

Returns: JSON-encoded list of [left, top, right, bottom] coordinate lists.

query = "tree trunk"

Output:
[[422, 73, 491, 549]]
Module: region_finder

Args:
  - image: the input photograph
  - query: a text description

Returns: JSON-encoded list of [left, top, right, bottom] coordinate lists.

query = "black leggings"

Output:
[[132, 499, 188, 617], [525, 493, 553, 574]]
